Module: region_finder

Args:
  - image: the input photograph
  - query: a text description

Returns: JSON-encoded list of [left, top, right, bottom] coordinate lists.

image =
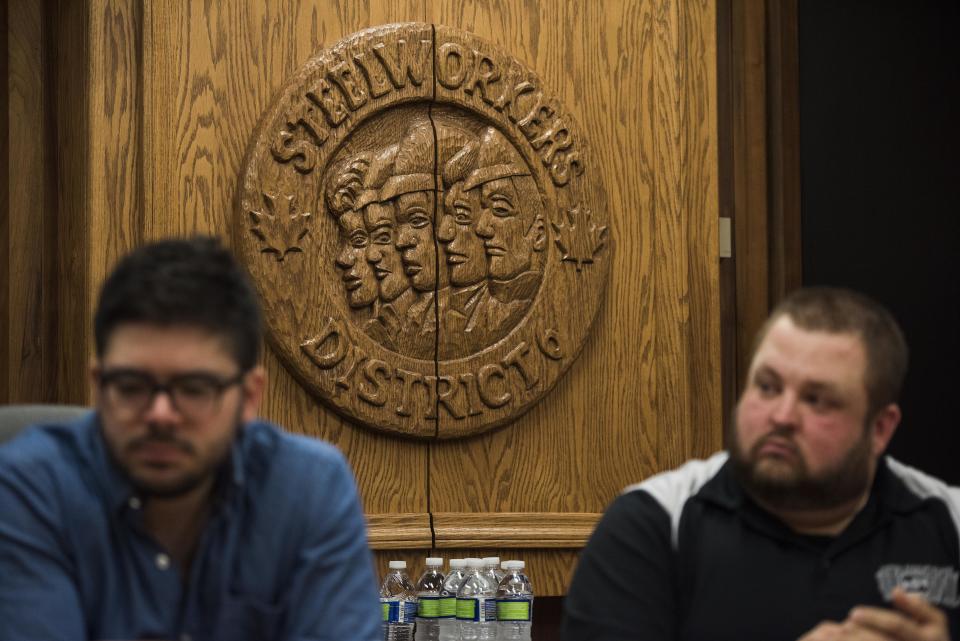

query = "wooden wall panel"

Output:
[[0, 0, 7, 402], [6, 0, 47, 403], [51, 0, 93, 405], [87, 0, 142, 346], [132, 1, 432, 519], [5, 0, 90, 405], [5, 0, 721, 599], [680, 1, 722, 459], [424, 0, 720, 522]]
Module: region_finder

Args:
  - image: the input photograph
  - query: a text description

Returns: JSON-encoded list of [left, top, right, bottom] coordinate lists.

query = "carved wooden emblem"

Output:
[[236, 23, 610, 438]]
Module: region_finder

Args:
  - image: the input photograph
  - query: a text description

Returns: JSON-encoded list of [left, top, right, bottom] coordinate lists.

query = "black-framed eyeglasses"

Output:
[[98, 368, 245, 419]]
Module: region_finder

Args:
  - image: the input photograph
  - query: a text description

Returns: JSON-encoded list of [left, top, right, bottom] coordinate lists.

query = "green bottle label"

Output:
[[439, 596, 457, 618], [381, 602, 390, 622], [418, 596, 441, 618], [496, 599, 532, 621], [456, 597, 478, 621]]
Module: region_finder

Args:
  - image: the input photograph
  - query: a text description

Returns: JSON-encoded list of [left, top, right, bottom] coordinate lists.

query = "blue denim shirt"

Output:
[[0, 413, 382, 641]]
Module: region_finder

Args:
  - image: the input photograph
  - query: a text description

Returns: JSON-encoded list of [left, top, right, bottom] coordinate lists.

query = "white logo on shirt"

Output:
[[875, 564, 960, 607]]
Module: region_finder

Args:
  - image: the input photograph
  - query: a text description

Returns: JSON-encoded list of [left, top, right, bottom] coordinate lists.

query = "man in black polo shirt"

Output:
[[564, 287, 958, 640]]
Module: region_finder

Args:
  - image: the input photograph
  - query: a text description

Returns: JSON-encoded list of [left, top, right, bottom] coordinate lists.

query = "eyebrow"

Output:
[[101, 367, 228, 380], [753, 365, 842, 393], [753, 365, 780, 379], [801, 381, 842, 395]]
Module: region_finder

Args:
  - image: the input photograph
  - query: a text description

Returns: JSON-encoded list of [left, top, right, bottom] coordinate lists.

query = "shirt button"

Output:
[[128, 496, 142, 509], [155, 553, 171, 570]]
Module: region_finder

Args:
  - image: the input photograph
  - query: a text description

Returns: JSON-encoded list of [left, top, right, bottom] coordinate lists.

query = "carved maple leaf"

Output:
[[249, 191, 312, 262], [552, 205, 608, 271]]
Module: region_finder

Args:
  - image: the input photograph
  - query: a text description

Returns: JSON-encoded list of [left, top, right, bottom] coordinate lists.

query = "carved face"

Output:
[[438, 181, 487, 287], [334, 210, 379, 308], [363, 202, 409, 303], [394, 191, 439, 291], [475, 176, 544, 281]]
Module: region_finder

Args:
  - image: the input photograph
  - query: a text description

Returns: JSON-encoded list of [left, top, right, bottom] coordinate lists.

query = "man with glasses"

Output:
[[0, 237, 382, 641]]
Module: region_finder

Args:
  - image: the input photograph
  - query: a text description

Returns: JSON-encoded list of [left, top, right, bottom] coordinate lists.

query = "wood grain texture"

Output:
[[424, 0, 720, 594], [432, 512, 601, 548], [0, 0, 7, 402], [765, 0, 802, 301], [87, 0, 142, 370], [426, 0, 720, 507], [366, 512, 433, 549], [4, 0, 721, 601], [718, 0, 802, 394], [51, 0, 93, 404], [4, 0, 90, 405], [729, 0, 770, 387], [6, 0, 46, 402], [134, 1, 431, 516], [680, 0, 722, 459]]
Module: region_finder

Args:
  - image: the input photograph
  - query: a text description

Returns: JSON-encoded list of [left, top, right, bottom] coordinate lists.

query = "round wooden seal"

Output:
[[236, 23, 610, 439]]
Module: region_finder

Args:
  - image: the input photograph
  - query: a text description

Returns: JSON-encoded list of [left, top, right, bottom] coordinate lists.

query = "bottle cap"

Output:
[[482, 556, 500, 566], [389, 560, 407, 569], [505, 560, 525, 570], [425, 557, 443, 566], [466, 558, 483, 568], [449, 559, 466, 568]]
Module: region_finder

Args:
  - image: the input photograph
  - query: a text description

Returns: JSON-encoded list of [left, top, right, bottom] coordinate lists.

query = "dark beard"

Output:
[[102, 406, 242, 500], [728, 423, 874, 512]]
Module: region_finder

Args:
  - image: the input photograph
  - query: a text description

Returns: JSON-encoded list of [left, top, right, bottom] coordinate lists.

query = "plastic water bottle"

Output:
[[440, 560, 466, 641], [457, 558, 497, 641], [415, 557, 445, 641], [482, 557, 504, 585], [381, 561, 417, 641], [439, 559, 466, 641], [496, 561, 534, 641]]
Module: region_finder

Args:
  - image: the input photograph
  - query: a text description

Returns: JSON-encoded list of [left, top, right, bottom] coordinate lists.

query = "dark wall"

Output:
[[799, 2, 960, 483]]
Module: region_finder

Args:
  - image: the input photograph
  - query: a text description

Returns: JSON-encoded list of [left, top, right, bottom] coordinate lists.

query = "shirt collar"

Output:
[[699, 453, 921, 513], [698, 454, 924, 548]]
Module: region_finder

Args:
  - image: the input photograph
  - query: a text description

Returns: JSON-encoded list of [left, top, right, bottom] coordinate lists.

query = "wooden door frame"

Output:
[[717, 0, 803, 426]]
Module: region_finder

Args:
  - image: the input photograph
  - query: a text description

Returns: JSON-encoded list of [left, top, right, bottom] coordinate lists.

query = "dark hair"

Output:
[[757, 287, 908, 417], [94, 237, 263, 371]]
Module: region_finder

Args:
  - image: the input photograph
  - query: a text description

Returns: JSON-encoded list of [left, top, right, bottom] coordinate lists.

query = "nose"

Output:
[[336, 247, 354, 269], [475, 210, 493, 238], [770, 391, 800, 428], [143, 389, 182, 423], [366, 246, 383, 265], [396, 229, 414, 249], [437, 214, 454, 243]]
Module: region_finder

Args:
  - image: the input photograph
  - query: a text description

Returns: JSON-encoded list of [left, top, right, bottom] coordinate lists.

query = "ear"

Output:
[[869, 403, 902, 456], [530, 216, 547, 252], [240, 365, 267, 423]]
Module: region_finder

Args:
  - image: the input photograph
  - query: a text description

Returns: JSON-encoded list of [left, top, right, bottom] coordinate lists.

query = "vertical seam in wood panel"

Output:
[[427, 21, 438, 549], [716, 0, 738, 443], [58, 0, 93, 404], [688, 0, 721, 455], [429, 25, 440, 441]]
